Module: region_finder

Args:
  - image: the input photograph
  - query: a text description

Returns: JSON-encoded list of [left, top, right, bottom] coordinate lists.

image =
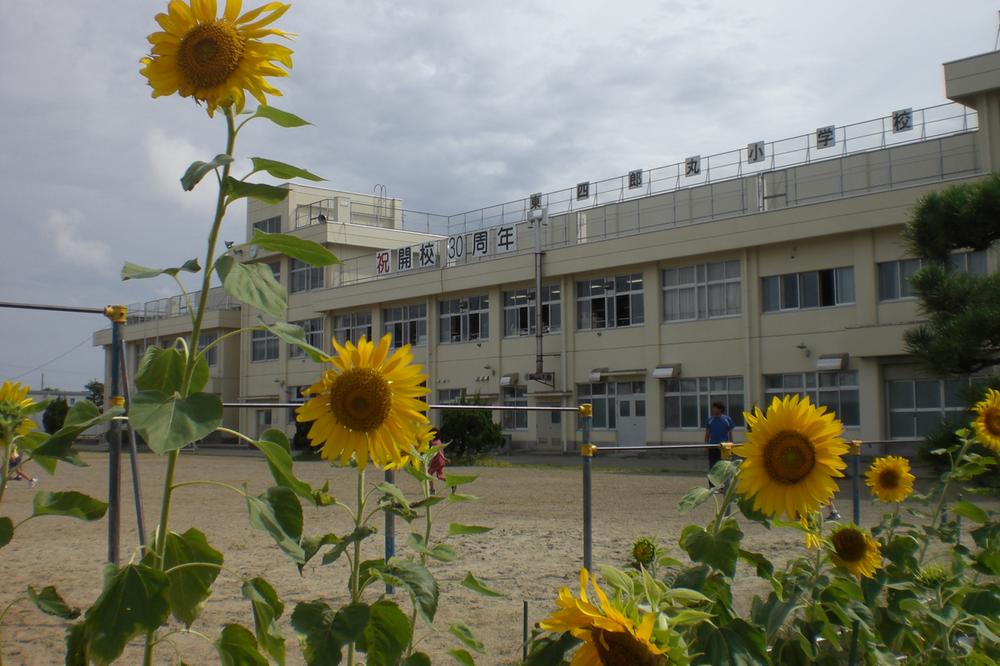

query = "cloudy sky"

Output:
[[0, 0, 995, 391]]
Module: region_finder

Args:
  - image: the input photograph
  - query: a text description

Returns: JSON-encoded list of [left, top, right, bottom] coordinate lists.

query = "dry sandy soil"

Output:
[[1, 452, 995, 665]]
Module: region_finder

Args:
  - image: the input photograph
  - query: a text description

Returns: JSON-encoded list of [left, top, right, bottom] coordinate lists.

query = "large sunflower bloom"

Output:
[[141, 0, 293, 115], [540, 569, 667, 666], [865, 456, 915, 503], [297, 335, 429, 470], [829, 525, 881, 578], [735, 395, 848, 520], [0, 380, 37, 446], [973, 388, 1000, 453]]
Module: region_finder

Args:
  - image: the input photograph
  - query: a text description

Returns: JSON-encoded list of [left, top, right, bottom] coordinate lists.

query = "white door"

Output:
[[615, 382, 645, 447], [535, 401, 563, 449]]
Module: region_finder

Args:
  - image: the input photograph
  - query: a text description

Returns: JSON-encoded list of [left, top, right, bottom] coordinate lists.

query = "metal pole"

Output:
[[580, 404, 594, 572], [106, 309, 126, 565], [384, 468, 395, 594], [0, 301, 106, 315], [522, 600, 529, 662], [118, 342, 147, 552], [847, 440, 862, 666]]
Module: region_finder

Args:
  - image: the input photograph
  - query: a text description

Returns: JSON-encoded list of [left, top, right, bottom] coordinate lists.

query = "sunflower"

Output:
[[383, 421, 436, 472], [829, 525, 881, 578], [296, 335, 429, 470], [141, 0, 293, 116], [0, 380, 37, 446], [973, 388, 1000, 453], [865, 456, 915, 503], [800, 514, 823, 550], [735, 395, 848, 520], [540, 569, 667, 666]]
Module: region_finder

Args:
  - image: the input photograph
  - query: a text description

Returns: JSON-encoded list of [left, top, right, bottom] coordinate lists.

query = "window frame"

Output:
[[382, 303, 428, 348], [761, 267, 855, 312], [577, 382, 617, 430], [663, 376, 745, 430], [198, 332, 218, 367], [576, 273, 644, 330], [333, 311, 373, 345], [886, 377, 972, 439], [439, 295, 490, 343], [288, 317, 324, 358], [763, 370, 860, 426], [253, 216, 281, 234], [502, 285, 561, 337], [250, 328, 279, 362], [663, 260, 741, 322], [501, 386, 528, 430], [289, 258, 325, 293]]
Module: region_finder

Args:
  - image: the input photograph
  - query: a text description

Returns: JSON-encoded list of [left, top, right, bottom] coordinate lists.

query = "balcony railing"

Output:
[[329, 102, 982, 287], [125, 287, 239, 325]]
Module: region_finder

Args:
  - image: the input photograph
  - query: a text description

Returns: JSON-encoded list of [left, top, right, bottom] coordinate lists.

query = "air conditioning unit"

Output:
[[588, 368, 608, 383], [500, 373, 518, 387]]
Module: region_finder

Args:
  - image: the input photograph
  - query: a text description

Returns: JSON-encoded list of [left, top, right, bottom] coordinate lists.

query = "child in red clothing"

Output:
[[428, 439, 448, 494]]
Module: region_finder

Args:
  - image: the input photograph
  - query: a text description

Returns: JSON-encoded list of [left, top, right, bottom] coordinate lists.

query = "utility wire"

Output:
[[7, 336, 92, 381]]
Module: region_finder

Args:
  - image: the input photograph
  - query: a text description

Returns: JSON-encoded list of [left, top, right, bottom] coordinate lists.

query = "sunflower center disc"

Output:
[[878, 468, 900, 489], [832, 528, 867, 563], [329, 368, 392, 433], [177, 21, 245, 89], [986, 410, 1000, 436], [762, 430, 816, 484], [594, 629, 663, 666]]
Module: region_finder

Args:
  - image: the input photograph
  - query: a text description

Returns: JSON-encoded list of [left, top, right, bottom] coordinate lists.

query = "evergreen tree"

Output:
[[84, 379, 105, 409], [42, 396, 69, 434], [903, 173, 1000, 374]]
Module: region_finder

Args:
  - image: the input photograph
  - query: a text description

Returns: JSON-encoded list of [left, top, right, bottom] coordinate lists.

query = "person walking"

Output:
[[704, 402, 734, 482]]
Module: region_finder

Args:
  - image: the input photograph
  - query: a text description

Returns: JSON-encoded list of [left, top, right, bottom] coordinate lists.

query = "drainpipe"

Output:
[[528, 207, 548, 383]]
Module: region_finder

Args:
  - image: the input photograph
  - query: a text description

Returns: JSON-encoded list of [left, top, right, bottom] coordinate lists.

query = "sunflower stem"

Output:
[[143, 106, 238, 666], [407, 475, 434, 656], [348, 467, 366, 666], [918, 436, 972, 565]]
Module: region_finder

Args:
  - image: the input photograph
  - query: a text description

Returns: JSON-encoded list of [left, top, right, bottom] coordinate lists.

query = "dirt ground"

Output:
[[1, 452, 994, 665]]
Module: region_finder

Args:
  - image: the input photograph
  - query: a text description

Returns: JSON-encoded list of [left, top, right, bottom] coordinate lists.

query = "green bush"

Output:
[[438, 396, 504, 461], [42, 396, 69, 434]]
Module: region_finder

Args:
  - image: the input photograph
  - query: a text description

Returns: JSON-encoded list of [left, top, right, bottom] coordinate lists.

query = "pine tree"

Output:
[[903, 173, 1000, 374]]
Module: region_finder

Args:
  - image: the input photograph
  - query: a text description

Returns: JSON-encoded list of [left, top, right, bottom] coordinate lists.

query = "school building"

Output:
[[94, 50, 1000, 452]]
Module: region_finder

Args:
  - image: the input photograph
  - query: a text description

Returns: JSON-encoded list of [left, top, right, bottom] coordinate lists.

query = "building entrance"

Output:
[[615, 381, 645, 447]]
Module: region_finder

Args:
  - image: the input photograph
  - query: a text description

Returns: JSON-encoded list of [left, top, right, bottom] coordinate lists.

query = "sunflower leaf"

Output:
[[460, 572, 505, 598], [241, 578, 286, 665], [215, 255, 287, 319], [214, 624, 269, 666], [263, 320, 326, 363], [679, 520, 743, 578], [250, 231, 339, 267], [678, 486, 713, 514], [246, 487, 305, 563], [255, 428, 317, 505], [448, 623, 484, 654], [121, 259, 201, 280], [181, 154, 233, 191], [447, 523, 492, 536], [223, 177, 289, 205], [27, 585, 80, 619], [252, 105, 312, 128], [249, 158, 324, 182]]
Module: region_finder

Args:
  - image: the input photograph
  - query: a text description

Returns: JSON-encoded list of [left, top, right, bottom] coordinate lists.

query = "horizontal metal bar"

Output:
[[0, 301, 107, 315], [222, 402, 581, 412], [595, 444, 714, 452]]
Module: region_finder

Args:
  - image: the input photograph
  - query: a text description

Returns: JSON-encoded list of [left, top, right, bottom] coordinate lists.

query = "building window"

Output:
[[437, 388, 465, 404], [880, 250, 987, 302], [762, 267, 855, 312], [289, 258, 324, 293], [255, 409, 273, 437], [664, 377, 745, 429], [198, 332, 218, 367], [253, 216, 281, 234], [887, 377, 971, 439], [577, 383, 617, 430], [383, 303, 427, 348], [878, 258, 922, 301], [289, 317, 324, 358], [250, 329, 279, 361], [289, 386, 310, 403], [576, 273, 644, 330], [502, 386, 528, 430], [266, 260, 281, 283], [663, 261, 741, 321], [763, 371, 859, 426], [503, 286, 561, 336], [333, 311, 372, 345], [439, 295, 489, 343]]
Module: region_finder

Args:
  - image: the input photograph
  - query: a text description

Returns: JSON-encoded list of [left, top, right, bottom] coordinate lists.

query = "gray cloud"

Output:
[[0, 0, 996, 389]]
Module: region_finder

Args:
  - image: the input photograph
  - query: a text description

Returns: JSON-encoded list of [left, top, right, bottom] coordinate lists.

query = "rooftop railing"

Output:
[[125, 287, 239, 325], [331, 102, 982, 287]]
